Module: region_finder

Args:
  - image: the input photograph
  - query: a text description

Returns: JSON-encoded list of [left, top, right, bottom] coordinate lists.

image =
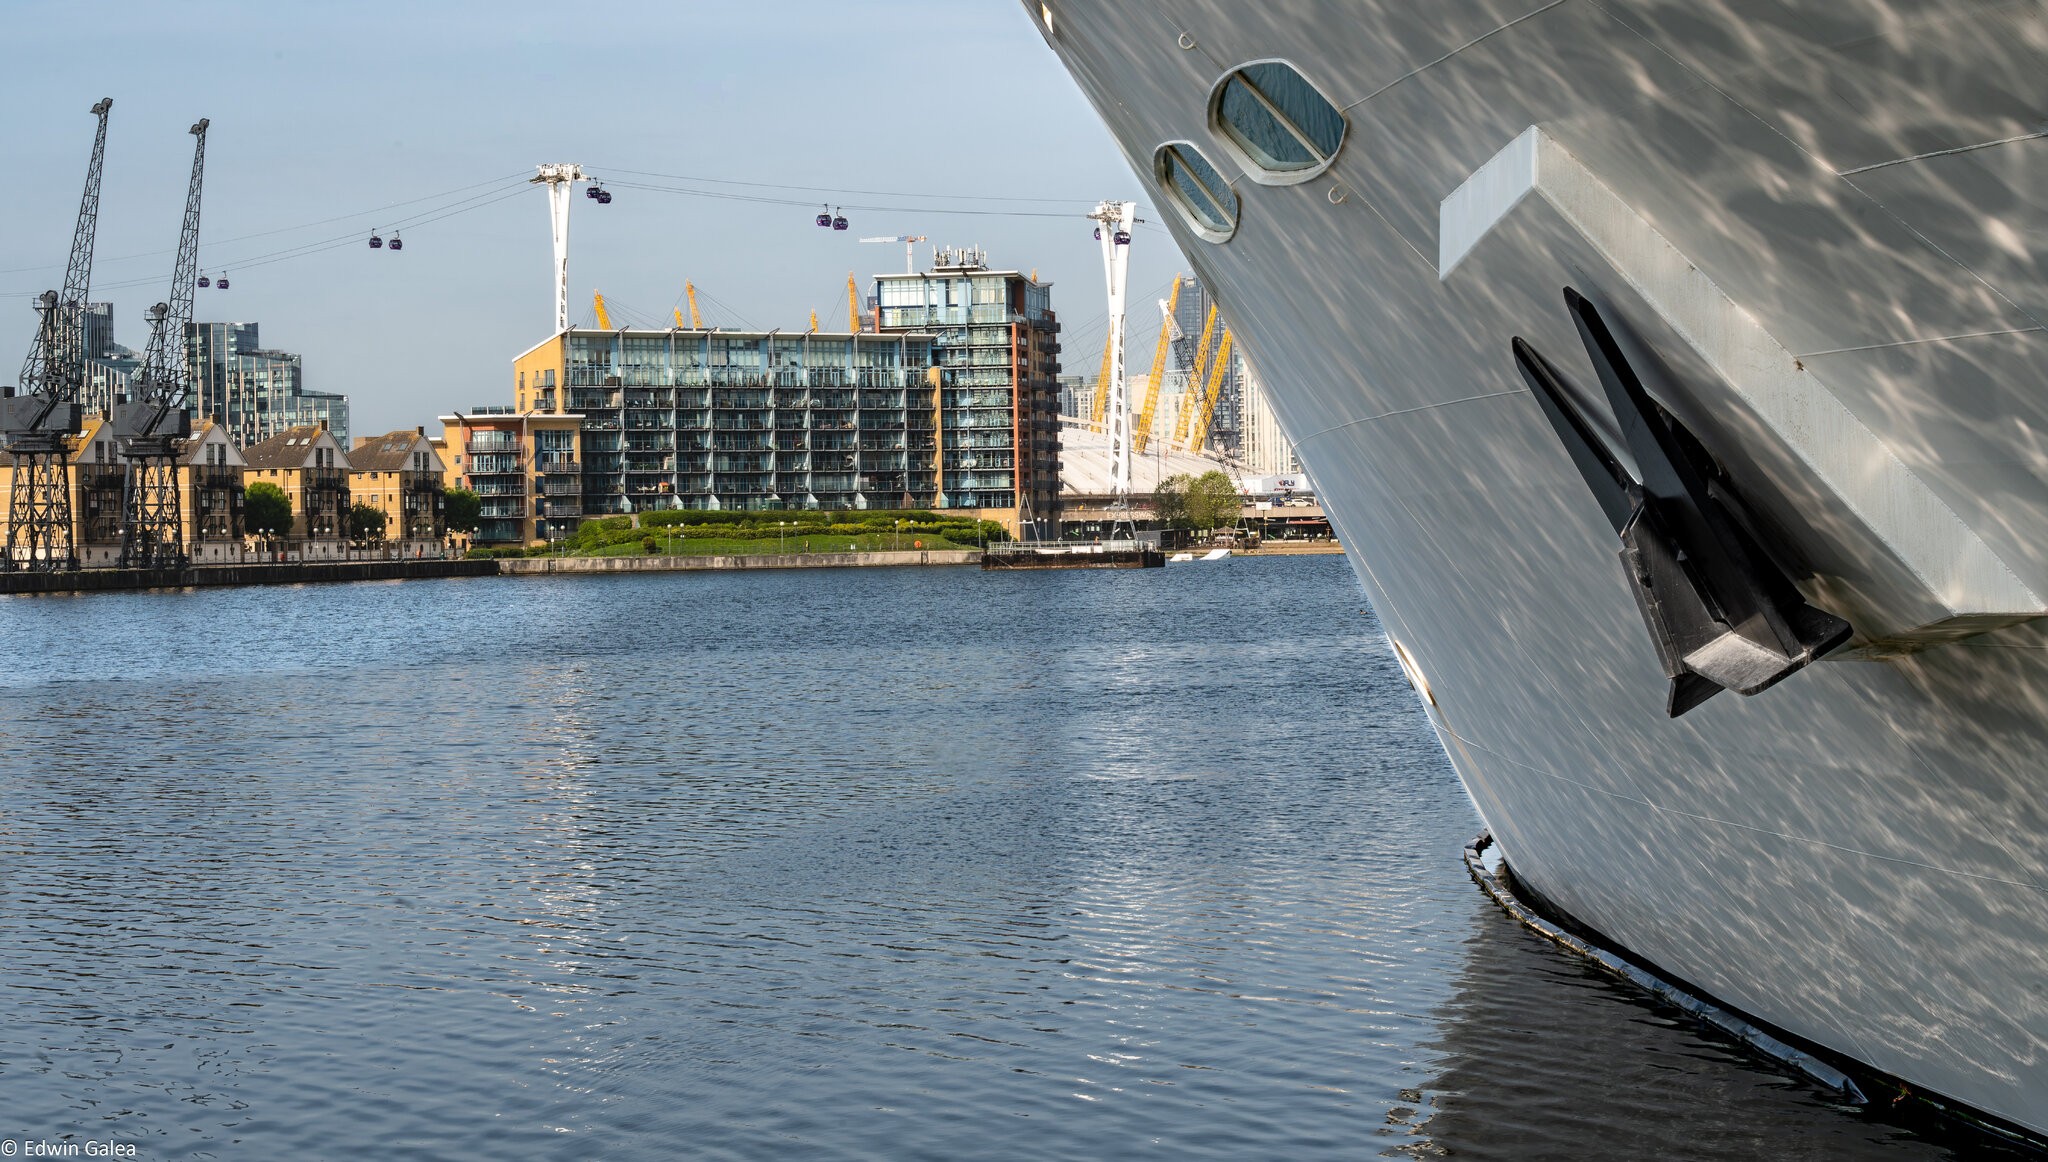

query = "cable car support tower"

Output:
[[2, 99, 112, 571], [1088, 199, 1137, 539], [116, 119, 208, 569]]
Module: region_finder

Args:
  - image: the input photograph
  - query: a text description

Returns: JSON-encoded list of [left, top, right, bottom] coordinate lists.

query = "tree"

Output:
[[444, 487, 481, 534], [1151, 473, 1193, 529], [1188, 470, 1242, 533], [348, 503, 388, 546], [245, 481, 291, 538]]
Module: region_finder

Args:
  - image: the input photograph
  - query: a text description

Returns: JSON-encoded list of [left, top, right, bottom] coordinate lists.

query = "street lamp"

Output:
[[894, 518, 901, 552], [779, 520, 786, 553]]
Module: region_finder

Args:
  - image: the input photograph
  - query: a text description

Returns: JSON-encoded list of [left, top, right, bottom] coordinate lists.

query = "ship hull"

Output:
[[1033, 0, 2048, 1139]]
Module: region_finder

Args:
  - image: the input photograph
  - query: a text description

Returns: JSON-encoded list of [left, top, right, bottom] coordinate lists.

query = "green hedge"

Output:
[[560, 509, 1006, 556]]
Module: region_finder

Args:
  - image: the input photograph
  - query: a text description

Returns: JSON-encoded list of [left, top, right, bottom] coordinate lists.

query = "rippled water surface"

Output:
[[0, 558, 1964, 1159]]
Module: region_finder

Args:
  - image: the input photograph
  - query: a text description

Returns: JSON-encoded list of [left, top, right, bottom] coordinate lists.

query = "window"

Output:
[[1209, 60, 1346, 182], [1154, 142, 1239, 241]]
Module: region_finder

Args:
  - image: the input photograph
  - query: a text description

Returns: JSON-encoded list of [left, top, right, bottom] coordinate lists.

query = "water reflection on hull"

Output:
[[1398, 907, 1958, 1161]]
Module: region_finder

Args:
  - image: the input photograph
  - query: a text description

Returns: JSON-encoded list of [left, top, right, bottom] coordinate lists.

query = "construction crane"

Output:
[[685, 281, 702, 328], [1186, 329, 1235, 454], [846, 273, 862, 333], [116, 119, 208, 569], [1172, 303, 1220, 449], [859, 234, 926, 274], [1131, 276, 1183, 454], [2, 97, 112, 572], [593, 291, 613, 330]]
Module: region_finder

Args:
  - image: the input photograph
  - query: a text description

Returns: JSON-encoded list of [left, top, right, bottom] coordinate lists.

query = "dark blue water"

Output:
[[0, 558, 1957, 1159]]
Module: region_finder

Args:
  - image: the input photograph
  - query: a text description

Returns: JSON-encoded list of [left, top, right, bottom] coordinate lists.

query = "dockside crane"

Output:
[[1131, 276, 1183, 454], [2, 98, 112, 572], [116, 119, 209, 569]]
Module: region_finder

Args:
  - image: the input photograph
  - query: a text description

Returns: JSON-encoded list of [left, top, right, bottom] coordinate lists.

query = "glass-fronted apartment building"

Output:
[[187, 321, 351, 446], [873, 248, 1062, 536], [438, 408, 585, 545], [510, 328, 941, 519]]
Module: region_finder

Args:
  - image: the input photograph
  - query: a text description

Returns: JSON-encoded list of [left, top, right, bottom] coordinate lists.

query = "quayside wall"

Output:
[[0, 559, 497, 595]]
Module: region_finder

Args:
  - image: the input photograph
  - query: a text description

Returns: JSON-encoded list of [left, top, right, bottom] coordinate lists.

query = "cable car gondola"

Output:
[[1114, 230, 1131, 245], [586, 185, 600, 199], [387, 232, 403, 251], [816, 205, 832, 228], [595, 188, 612, 204], [1093, 227, 1102, 240], [831, 207, 848, 231], [368, 231, 384, 249], [216, 273, 229, 289], [197, 274, 211, 287]]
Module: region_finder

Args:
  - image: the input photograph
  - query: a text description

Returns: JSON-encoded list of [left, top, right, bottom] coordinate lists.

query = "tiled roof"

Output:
[[242, 425, 334, 470], [347, 431, 427, 472]]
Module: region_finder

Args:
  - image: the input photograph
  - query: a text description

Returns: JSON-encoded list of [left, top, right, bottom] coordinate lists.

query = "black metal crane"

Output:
[[1, 98, 112, 572], [115, 119, 207, 569]]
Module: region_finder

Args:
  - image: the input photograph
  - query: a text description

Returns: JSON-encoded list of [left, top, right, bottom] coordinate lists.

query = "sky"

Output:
[[0, 1, 1187, 438]]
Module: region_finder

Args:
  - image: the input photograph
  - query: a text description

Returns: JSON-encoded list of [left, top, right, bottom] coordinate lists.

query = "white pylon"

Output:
[[1089, 199, 1138, 510], [532, 164, 588, 334]]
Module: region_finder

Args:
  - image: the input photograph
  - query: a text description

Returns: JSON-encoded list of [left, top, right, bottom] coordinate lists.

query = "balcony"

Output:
[[192, 465, 241, 490]]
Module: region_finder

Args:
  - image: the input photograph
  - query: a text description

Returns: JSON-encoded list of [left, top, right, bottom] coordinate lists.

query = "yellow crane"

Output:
[[674, 307, 686, 329], [1186, 328, 1234, 453], [810, 309, 819, 333], [1088, 330, 1114, 432], [593, 290, 614, 331], [847, 272, 862, 332], [685, 281, 703, 328], [1131, 276, 1183, 454], [1173, 303, 1219, 447]]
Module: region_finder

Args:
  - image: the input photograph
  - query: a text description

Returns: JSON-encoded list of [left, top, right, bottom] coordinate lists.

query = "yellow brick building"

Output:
[[349, 428, 448, 551]]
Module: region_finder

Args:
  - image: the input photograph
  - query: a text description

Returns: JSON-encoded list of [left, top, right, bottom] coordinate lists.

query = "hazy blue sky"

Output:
[[0, 1, 1184, 437]]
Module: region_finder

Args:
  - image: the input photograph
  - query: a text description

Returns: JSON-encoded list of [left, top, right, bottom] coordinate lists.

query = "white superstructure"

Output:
[[1031, 1, 2048, 1142]]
